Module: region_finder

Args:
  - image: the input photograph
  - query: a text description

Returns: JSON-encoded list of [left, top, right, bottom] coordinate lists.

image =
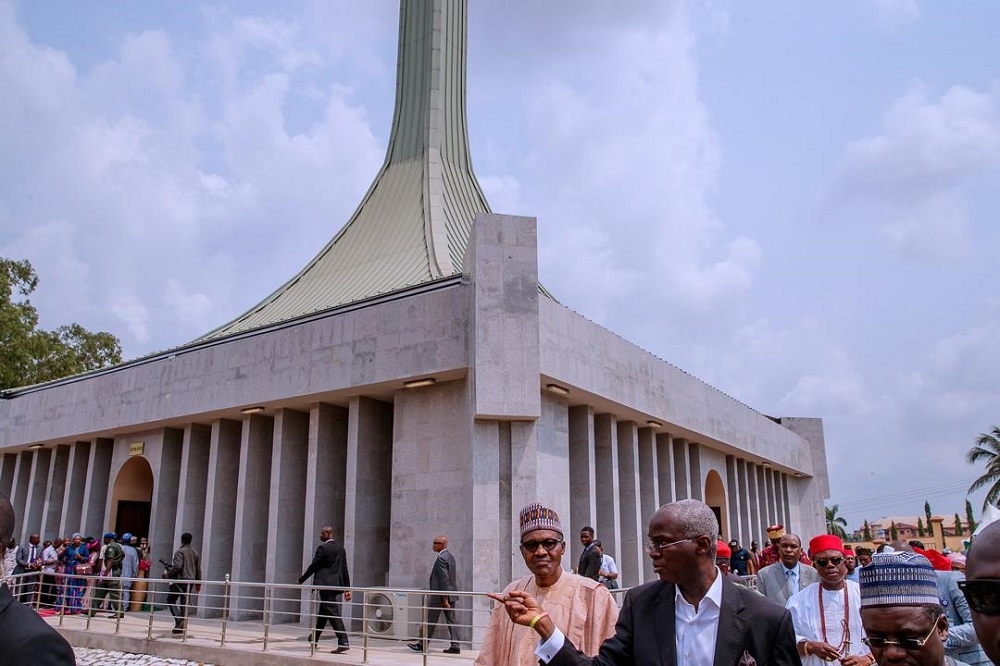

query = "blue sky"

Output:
[[2, 0, 998, 531]]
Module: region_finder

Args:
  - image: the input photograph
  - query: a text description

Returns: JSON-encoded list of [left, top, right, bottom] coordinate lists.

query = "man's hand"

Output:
[[840, 655, 873, 666], [443, 598, 451, 609], [344, 590, 352, 602], [486, 590, 543, 627], [801, 641, 842, 662]]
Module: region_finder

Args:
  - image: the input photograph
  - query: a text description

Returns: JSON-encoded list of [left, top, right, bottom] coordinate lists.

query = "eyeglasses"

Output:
[[520, 539, 563, 553], [644, 536, 696, 554], [958, 579, 1000, 615], [862, 622, 938, 650], [814, 556, 844, 568]]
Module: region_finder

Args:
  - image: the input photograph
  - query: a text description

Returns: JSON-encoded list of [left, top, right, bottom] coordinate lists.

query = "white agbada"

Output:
[[785, 580, 868, 666]]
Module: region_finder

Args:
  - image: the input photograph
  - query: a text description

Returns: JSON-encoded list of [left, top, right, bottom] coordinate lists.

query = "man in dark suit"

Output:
[[13, 533, 41, 601], [409, 534, 460, 654], [577, 527, 602, 581], [489, 499, 801, 666], [299, 525, 352, 654], [0, 495, 76, 665]]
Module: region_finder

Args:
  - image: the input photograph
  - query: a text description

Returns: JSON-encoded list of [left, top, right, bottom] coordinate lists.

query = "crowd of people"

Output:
[[3, 530, 150, 616], [485, 499, 1000, 666]]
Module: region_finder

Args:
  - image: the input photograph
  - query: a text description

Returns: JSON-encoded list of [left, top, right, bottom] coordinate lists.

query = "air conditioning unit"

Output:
[[364, 591, 424, 641]]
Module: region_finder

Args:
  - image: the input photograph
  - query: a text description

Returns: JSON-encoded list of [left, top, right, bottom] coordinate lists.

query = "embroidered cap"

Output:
[[766, 524, 785, 539], [519, 502, 563, 538], [859, 551, 940, 608]]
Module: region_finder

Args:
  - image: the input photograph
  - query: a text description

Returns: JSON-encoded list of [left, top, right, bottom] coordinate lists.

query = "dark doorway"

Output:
[[115, 500, 151, 540]]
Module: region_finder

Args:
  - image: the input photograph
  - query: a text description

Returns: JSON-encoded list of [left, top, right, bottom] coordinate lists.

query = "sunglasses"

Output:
[[862, 622, 937, 650], [520, 539, 563, 553], [958, 579, 1000, 615], [814, 556, 844, 568]]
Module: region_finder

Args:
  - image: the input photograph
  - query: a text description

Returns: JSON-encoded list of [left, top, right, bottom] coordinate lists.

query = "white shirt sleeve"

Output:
[[535, 627, 567, 663]]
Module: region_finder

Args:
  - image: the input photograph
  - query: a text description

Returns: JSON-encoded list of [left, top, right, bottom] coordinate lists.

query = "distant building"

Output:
[[0, 0, 830, 629]]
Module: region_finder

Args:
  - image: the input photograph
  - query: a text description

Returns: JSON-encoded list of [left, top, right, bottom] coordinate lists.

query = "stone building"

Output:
[[0, 0, 828, 622]]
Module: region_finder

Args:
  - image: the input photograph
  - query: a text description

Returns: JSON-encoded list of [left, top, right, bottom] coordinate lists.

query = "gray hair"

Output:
[[657, 499, 719, 557]]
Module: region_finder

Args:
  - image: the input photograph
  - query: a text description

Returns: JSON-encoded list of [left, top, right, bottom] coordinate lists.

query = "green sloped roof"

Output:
[[198, 0, 490, 341]]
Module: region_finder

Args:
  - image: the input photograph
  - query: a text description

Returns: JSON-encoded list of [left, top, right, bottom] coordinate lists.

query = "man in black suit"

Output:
[[409, 534, 461, 654], [489, 499, 801, 666], [0, 495, 76, 665], [577, 527, 602, 581], [299, 525, 352, 654]]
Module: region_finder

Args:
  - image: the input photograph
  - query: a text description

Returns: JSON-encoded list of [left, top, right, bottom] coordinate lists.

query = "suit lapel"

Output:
[[713, 579, 747, 666], [653, 582, 678, 666]]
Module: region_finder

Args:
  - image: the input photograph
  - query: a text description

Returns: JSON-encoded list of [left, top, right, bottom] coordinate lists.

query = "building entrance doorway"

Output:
[[704, 469, 728, 539], [111, 456, 153, 541]]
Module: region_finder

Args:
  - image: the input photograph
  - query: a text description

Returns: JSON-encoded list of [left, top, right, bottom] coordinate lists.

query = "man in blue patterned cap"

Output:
[[860, 551, 969, 666], [476, 502, 618, 666]]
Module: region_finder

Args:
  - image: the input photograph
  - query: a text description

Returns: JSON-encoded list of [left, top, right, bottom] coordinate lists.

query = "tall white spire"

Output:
[[200, 0, 489, 341]]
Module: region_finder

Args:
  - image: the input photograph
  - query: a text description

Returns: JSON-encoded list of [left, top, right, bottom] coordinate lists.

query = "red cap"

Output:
[[809, 534, 844, 556], [843, 546, 855, 555], [913, 547, 952, 571], [716, 540, 732, 558]]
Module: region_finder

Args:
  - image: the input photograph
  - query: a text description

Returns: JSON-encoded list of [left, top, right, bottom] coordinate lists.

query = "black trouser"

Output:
[[313, 590, 348, 646], [41, 573, 58, 607], [421, 601, 459, 649], [166, 581, 192, 626]]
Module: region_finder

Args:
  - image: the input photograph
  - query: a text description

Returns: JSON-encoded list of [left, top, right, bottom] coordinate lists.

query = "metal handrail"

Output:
[[10, 570, 632, 663]]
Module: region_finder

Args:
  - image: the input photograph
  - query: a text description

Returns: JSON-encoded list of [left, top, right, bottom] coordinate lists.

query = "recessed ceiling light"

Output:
[[28, 443, 44, 450], [240, 406, 265, 415], [545, 383, 570, 396], [646, 420, 663, 429], [403, 377, 436, 389]]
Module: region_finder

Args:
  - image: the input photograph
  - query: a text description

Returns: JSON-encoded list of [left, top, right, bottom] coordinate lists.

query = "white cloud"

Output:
[[831, 81, 1000, 260]]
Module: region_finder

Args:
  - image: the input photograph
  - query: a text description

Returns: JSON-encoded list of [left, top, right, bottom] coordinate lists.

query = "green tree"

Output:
[[917, 516, 925, 537], [954, 513, 964, 536], [965, 499, 977, 534], [0, 258, 122, 389], [825, 504, 848, 539], [968, 426, 1000, 511], [925, 501, 934, 536], [862, 520, 872, 541], [890, 521, 898, 541]]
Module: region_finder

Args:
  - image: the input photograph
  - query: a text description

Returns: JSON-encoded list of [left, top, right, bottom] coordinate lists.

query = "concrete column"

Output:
[[616, 421, 643, 587], [10, 452, 32, 531], [725, 456, 741, 542], [176, 425, 211, 538], [232, 414, 274, 618], [637, 427, 659, 526], [60, 442, 90, 536], [149, 429, 184, 586], [593, 413, 621, 563], [736, 459, 752, 545], [656, 433, 674, 504], [472, 418, 504, 629], [266, 408, 310, 624], [42, 445, 70, 539], [22, 447, 52, 538], [303, 403, 349, 552], [748, 463, 762, 540], [687, 441, 703, 501], [672, 438, 689, 499], [200, 419, 242, 618], [81, 438, 113, 538], [343, 397, 393, 590], [568, 405, 596, 567], [766, 469, 778, 526]]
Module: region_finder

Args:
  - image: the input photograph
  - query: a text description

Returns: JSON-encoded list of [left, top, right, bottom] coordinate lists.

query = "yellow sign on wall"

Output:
[[129, 441, 144, 456]]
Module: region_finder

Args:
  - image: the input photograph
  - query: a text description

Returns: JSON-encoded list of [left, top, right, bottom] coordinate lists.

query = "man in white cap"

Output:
[[860, 551, 969, 666], [119, 533, 139, 608], [475, 502, 618, 666]]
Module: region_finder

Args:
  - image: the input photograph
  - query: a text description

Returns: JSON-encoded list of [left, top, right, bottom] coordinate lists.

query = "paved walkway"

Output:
[[50, 610, 479, 666]]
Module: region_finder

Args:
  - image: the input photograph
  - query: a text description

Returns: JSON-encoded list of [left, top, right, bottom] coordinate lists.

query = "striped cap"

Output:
[[860, 551, 940, 608], [519, 502, 563, 538]]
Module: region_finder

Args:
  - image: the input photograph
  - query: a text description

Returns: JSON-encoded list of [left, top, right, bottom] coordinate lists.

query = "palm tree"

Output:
[[825, 504, 848, 539], [967, 426, 1000, 511]]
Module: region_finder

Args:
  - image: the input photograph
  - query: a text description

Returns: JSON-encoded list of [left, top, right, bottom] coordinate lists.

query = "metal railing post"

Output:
[[262, 584, 272, 652], [220, 574, 231, 647], [309, 587, 317, 657], [361, 589, 368, 663], [146, 577, 156, 640]]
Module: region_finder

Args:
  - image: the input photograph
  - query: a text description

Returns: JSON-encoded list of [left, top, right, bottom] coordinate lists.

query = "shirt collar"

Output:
[[674, 567, 724, 610], [781, 562, 799, 574]]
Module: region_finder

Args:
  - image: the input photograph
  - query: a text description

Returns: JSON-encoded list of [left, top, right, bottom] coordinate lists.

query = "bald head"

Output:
[[0, 495, 13, 546], [652, 499, 719, 558], [967, 521, 1000, 666]]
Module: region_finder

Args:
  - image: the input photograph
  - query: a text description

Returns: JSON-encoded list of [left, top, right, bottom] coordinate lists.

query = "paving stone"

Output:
[[74, 647, 215, 665]]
